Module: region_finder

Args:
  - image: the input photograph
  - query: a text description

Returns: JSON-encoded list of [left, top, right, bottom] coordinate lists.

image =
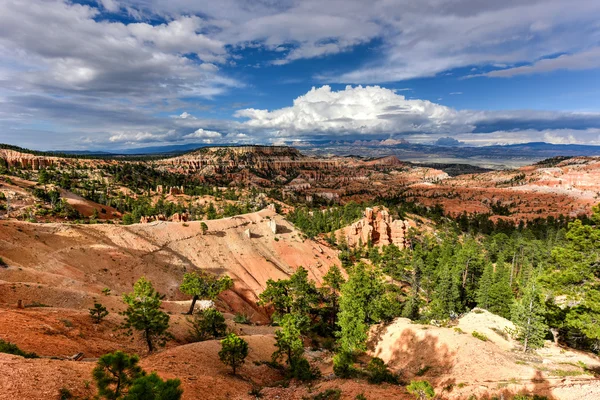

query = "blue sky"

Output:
[[1, 0, 600, 150]]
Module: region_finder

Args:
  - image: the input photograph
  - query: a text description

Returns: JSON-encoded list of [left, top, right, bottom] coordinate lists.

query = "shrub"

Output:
[[58, 387, 73, 400], [188, 308, 227, 341], [305, 388, 342, 400], [333, 351, 355, 378], [472, 331, 489, 341], [415, 365, 431, 376], [233, 312, 251, 325], [366, 357, 398, 384], [355, 394, 367, 400], [89, 303, 109, 324], [0, 339, 38, 358], [406, 380, 435, 400], [0, 257, 7, 267], [291, 357, 321, 381]]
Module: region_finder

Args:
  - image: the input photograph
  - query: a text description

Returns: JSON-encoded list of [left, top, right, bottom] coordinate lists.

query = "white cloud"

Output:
[[177, 112, 196, 120], [185, 128, 222, 138], [0, 0, 237, 99], [235, 85, 468, 136], [473, 47, 600, 78], [99, 0, 120, 12]]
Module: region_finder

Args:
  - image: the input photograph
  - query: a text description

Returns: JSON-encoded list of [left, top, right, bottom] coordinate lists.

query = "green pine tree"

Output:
[[511, 276, 548, 352], [488, 258, 514, 319], [93, 351, 143, 400], [272, 314, 305, 370], [218, 333, 249, 375], [121, 277, 171, 353], [476, 262, 494, 310], [337, 262, 384, 353]]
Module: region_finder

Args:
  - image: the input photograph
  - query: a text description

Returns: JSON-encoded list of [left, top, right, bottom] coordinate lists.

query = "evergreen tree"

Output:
[[511, 276, 548, 352], [180, 272, 233, 315], [124, 372, 182, 400], [121, 277, 171, 353], [258, 267, 319, 324], [89, 302, 109, 324], [430, 265, 461, 319], [272, 314, 305, 370], [337, 262, 385, 353], [544, 205, 600, 341], [93, 351, 143, 400], [188, 308, 227, 341], [322, 265, 345, 330], [488, 259, 514, 319], [218, 333, 249, 375], [476, 262, 494, 310]]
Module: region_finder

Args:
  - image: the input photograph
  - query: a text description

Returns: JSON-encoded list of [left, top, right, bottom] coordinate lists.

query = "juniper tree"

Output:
[[121, 277, 171, 353], [180, 271, 233, 315]]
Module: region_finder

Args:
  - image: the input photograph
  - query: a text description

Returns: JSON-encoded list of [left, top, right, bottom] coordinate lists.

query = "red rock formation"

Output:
[[340, 207, 414, 248]]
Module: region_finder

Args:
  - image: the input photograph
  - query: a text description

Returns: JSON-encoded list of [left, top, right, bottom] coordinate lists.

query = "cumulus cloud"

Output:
[[234, 85, 600, 145], [235, 85, 468, 137]]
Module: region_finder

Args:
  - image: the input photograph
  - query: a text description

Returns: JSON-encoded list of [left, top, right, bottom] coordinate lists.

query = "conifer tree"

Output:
[[544, 205, 600, 341], [93, 351, 143, 399], [121, 277, 171, 353], [272, 314, 305, 370], [511, 276, 548, 352], [488, 257, 514, 319], [476, 262, 494, 310], [337, 262, 384, 353], [89, 302, 109, 324], [322, 265, 345, 329], [218, 333, 248, 375], [188, 308, 227, 341]]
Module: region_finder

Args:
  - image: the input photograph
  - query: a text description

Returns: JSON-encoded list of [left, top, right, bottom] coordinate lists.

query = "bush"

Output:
[[333, 351, 355, 378], [0, 339, 38, 358], [305, 388, 342, 400], [0, 257, 7, 267], [58, 387, 73, 400], [406, 380, 435, 400], [233, 312, 251, 325], [366, 357, 398, 384], [291, 357, 321, 381], [355, 394, 367, 400], [188, 308, 227, 341], [471, 331, 489, 341]]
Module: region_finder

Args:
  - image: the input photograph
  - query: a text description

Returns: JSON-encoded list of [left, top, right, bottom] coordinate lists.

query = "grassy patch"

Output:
[[471, 331, 489, 342]]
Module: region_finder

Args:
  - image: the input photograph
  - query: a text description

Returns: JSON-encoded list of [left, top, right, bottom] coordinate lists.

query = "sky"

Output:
[[1, 0, 600, 150]]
